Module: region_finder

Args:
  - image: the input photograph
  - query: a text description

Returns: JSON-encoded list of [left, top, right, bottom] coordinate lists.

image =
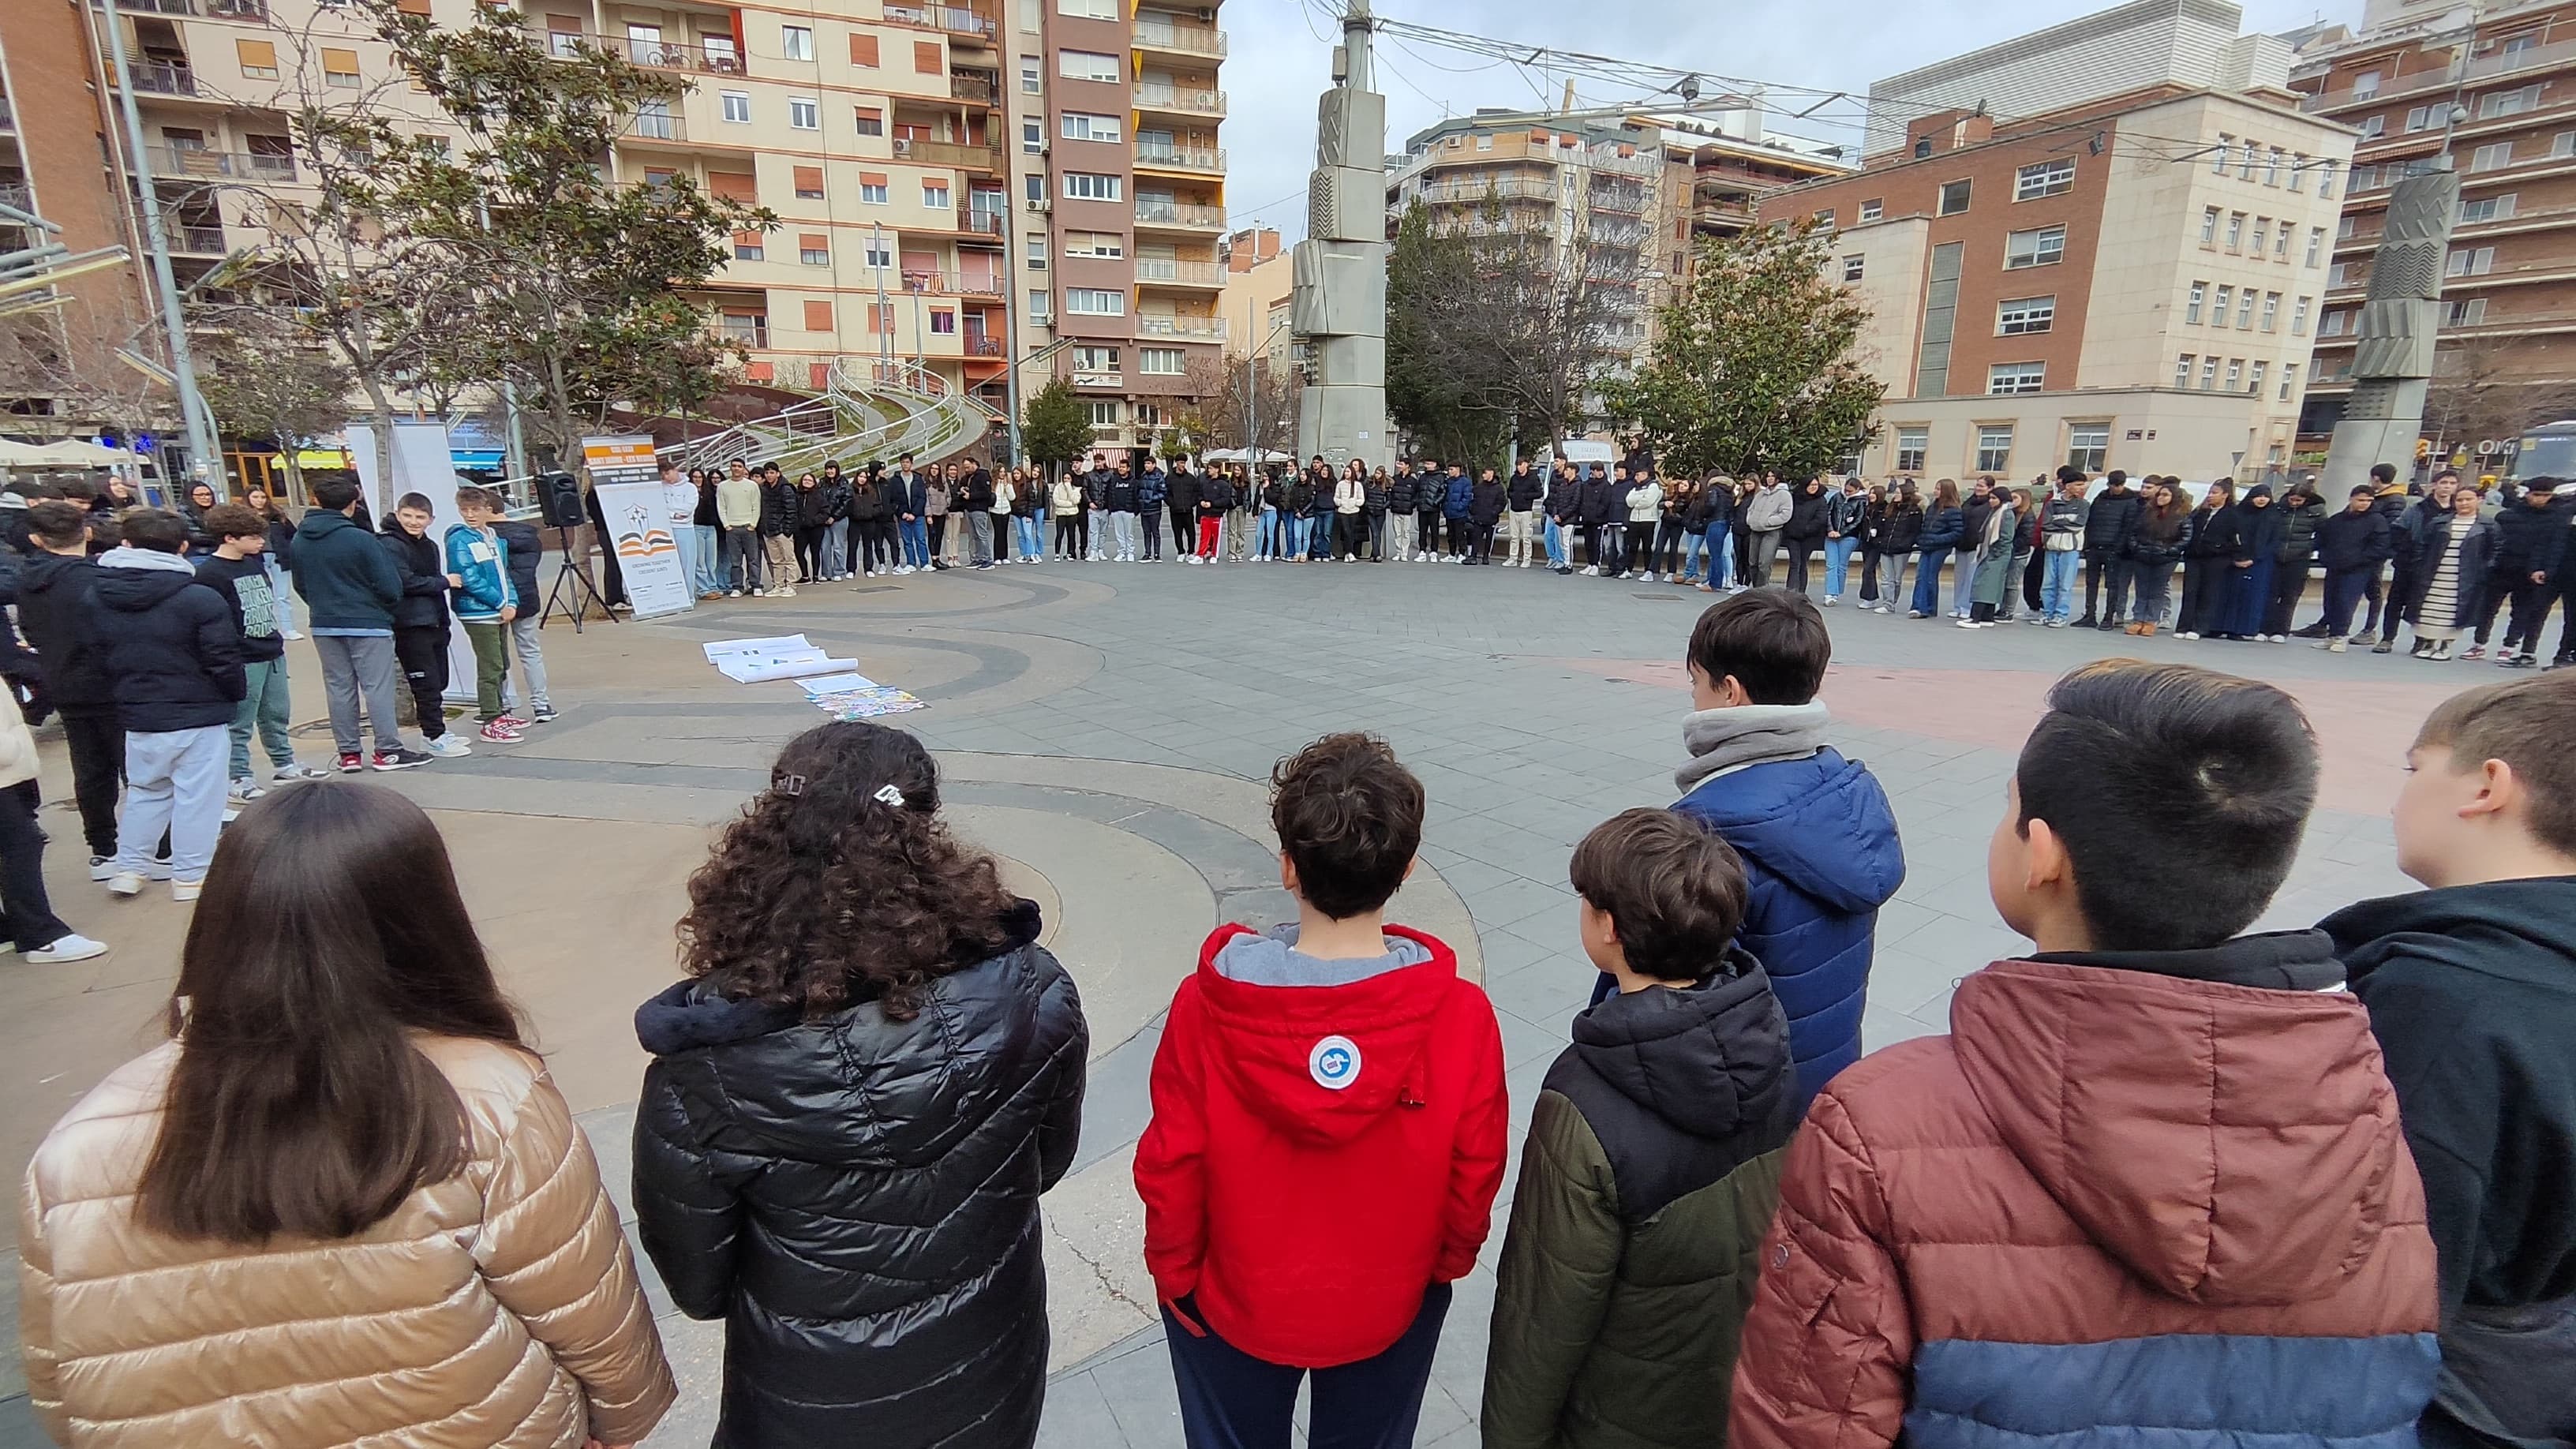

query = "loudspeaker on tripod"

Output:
[[536, 472, 587, 530]]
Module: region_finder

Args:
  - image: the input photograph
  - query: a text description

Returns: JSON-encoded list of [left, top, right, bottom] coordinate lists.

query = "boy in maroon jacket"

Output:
[[1135, 732, 1507, 1448]]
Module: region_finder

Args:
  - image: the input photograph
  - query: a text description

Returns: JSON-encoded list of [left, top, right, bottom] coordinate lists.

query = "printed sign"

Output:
[[585, 433, 691, 620]]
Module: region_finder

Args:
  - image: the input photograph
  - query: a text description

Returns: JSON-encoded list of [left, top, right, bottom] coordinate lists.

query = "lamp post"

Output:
[[1245, 319, 1291, 466]]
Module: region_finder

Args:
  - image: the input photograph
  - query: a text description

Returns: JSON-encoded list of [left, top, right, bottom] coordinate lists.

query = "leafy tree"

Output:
[[1609, 223, 1884, 478], [197, 313, 355, 501], [1021, 378, 1091, 468]]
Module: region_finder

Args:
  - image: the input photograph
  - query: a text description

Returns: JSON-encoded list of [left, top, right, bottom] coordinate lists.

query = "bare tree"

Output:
[[1200, 350, 1298, 457], [197, 309, 355, 503], [2421, 334, 2576, 455], [0, 314, 177, 447]]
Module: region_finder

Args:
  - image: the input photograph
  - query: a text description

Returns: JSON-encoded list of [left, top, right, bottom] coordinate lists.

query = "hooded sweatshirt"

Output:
[[2327, 878, 2576, 1449], [1732, 939, 2442, 1449], [290, 507, 402, 634], [1485, 948, 1797, 1449], [1134, 921, 1508, 1368], [93, 546, 245, 732], [14, 552, 113, 711], [1673, 705, 1904, 1106]]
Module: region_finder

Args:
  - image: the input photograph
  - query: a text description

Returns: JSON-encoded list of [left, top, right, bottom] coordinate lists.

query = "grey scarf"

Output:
[[1674, 702, 1831, 795]]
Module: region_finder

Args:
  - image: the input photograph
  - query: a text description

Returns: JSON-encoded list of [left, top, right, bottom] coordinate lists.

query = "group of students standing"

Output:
[[15, 575, 2574, 1449]]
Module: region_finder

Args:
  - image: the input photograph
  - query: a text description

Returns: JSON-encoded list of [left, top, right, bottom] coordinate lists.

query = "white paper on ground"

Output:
[[796, 672, 881, 696], [702, 635, 812, 661], [718, 653, 858, 683]]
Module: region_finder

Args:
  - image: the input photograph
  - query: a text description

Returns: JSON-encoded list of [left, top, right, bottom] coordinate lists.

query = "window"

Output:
[[865, 303, 893, 334], [1025, 237, 1046, 271], [2316, 163, 2338, 200], [1140, 346, 1185, 374], [788, 233, 824, 265], [908, 181, 941, 210], [2225, 358, 2243, 390], [2066, 424, 2109, 473], [1988, 362, 2046, 395], [794, 165, 826, 200], [1029, 288, 1051, 322], [2236, 290, 2256, 328], [2212, 135, 2232, 174], [2472, 142, 2515, 172], [2005, 224, 2066, 268], [850, 33, 879, 66], [2176, 353, 2195, 388], [1088, 401, 1120, 427], [1059, 49, 1120, 82], [2249, 218, 2268, 256], [2357, 114, 2386, 140], [1059, 0, 1118, 14], [929, 308, 957, 335], [1022, 118, 1042, 152], [1841, 255, 1865, 282], [321, 47, 361, 88], [2321, 308, 2347, 336], [2266, 148, 2284, 185], [2292, 295, 2312, 335], [2225, 212, 2245, 249], [732, 230, 764, 261], [2448, 245, 2496, 277], [1061, 112, 1123, 143], [1894, 427, 1927, 472], [2307, 226, 2325, 266], [865, 239, 891, 268], [1998, 296, 2054, 335], [1975, 425, 2013, 472], [721, 89, 751, 123], [1938, 179, 1971, 215], [2280, 362, 2299, 400], [803, 300, 833, 331], [709, 170, 757, 203], [2276, 224, 2291, 261], [2338, 213, 2359, 242], [2213, 284, 2233, 322], [2481, 84, 2540, 118], [1025, 171, 1045, 203], [2200, 208, 2220, 244], [788, 97, 819, 129], [1134, 402, 1167, 429], [2353, 69, 2382, 99], [2445, 298, 2488, 326], [2460, 194, 2516, 223], [2290, 153, 2308, 193], [1813, 208, 1836, 228], [1021, 58, 1043, 93], [2186, 281, 2207, 324], [2200, 357, 2218, 390], [2406, 104, 2440, 133], [235, 38, 279, 79], [859, 173, 889, 204], [1065, 230, 1122, 258], [912, 40, 941, 72], [1859, 198, 1883, 223], [2249, 360, 2267, 395], [781, 24, 812, 60], [2261, 291, 2279, 331], [1063, 171, 1122, 201], [2014, 158, 2075, 200], [1065, 286, 1125, 315], [1477, 134, 1495, 152], [2558, 132, 2576, 159]]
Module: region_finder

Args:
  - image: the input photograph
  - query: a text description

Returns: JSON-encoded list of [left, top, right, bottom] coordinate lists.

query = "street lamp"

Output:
[[1246, 318, 1292, 466]]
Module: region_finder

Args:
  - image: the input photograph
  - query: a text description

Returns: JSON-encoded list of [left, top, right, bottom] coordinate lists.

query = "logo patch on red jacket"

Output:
[[1309, 1035, 1361, 1090]]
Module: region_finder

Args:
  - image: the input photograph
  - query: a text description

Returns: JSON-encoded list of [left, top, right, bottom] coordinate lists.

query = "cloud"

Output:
[[1220, 0, 2361, 246]]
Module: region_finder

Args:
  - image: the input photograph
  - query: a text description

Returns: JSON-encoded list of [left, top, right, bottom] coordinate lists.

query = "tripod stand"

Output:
[[539, 523, 616, 633]]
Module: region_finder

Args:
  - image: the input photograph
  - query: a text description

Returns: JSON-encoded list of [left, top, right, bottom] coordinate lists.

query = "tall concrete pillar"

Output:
[[1293, 0, 1391, 468], [2323, 159, 2458, 496]]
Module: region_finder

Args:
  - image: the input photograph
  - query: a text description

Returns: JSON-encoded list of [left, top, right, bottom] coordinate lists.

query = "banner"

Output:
[[582, 435, 691, 620], [353, 420, 478, 701]]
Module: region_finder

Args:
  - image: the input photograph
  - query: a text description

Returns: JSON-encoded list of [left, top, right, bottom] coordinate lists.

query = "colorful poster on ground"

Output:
[[586, 434, 691, 620]]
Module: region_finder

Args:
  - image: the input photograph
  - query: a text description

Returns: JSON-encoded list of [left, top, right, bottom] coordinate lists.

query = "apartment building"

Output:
[[48, 0, 1224, 459], [1763, 84, 2351, 482], [1219, 224, 1290, 360], [1006, 0, 1228, 450], [2291, 1, 2576, 449]]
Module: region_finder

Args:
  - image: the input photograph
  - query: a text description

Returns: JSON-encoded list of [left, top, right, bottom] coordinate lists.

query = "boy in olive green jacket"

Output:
[[1483, 808, 1798, 1449]]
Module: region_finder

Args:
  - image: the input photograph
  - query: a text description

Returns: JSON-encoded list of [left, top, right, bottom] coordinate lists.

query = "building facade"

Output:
[[1218, 223, 1289, 360], [2291, 0, 2576, 455], [1765, 84, 2352, 483]]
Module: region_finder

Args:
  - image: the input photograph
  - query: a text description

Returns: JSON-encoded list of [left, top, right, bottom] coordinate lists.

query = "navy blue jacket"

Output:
[[289, 508, 402, 632], [1443, 473, 1473, 519], [1138, 468, 1169, 511], [494, 519, 545, 611], [1675, 747, 1904, 1106], [1916, 504, 1967, 553], [378, 525, 452, 631], [92, 548, 245, 732]]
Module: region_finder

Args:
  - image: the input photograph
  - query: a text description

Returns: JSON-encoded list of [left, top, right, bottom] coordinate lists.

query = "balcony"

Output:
[[1135, 258, 1223, 286], [1589, 183, 1649, 215], [122, 62, 200, 97], [153, 147, 301, 182], [883, 2, 998, 43], [1135, 197, 1224, 230], [965, 336, 1004, 357], [950, 71, 998, 106], [1135, 314, 1226, 339], [893, 135, 1002, 171], [623, 37, 746, 75], [1415, 175, 1556, 204], [0, 184, 31, 214], [92, 0, 196, 13], [899, 269, 1005, 298], [0, 97, 15, 133], [171, 223, 228, 254], [721, 322, 771, 348], [625, 107, 685, 143], [1133, 83, 1226, 118], [205, 0, 268, 16], [1133, 21, 1227, 58], [1136, 144, 1225, 174], [1691, 197, 1755, 229]]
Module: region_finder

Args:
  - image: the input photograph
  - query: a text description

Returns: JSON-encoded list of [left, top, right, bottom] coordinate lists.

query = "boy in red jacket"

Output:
[[1135, 732, 1507, 1448]]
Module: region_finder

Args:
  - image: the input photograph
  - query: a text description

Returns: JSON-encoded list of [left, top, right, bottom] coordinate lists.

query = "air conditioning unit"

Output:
[[1195, 6, 1214, 20], [1027, 195, 1052, 212]]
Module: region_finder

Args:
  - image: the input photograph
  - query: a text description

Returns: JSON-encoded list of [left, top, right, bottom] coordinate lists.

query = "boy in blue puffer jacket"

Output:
[[446, 487, 519, 744], [1607, 589, 1903, 1109]]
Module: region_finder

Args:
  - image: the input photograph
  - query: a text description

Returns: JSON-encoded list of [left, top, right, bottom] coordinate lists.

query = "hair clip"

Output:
[[873, 784, 906, 807], [773, 773, 806, 797]]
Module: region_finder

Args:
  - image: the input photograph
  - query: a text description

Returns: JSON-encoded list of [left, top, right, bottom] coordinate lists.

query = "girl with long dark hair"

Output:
[[635, 723, 1088, 1448], [2218, 483, 2286, 641], [1908, 479, 1965, 618], [20, 784, 673, 1447], [2123, 479, 2197, 635], [2174, 480, 2237, 639]]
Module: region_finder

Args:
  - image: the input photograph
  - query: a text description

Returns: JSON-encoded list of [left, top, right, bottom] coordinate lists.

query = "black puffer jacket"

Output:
[[631, 900, 1087, 1449], [1881, 501, 1925, 554], [2274, 494, 2327, 563], [378, 525, 451, 630], [2082, 486, 2144, 558], [92, 549, 245, 732], [1784, 486, 1833, 543], [1387, 472, 1418, 515], [1507, 468, 1546, 512]]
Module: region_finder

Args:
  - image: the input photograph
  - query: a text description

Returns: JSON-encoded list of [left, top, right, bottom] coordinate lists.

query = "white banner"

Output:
[[352, 420, 479, 701], [593, 479, 693, 620]]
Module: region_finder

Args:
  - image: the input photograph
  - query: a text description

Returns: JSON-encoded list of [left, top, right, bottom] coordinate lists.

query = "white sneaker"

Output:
[[1642, 572, 1660, 583], [89, 855, 114, 882], [171, 880, 202, 903], [425, 735, 474, 758], [1957, 618, 1980, 629], [26, 933, 109, 964], [773, 586, 797, 598], [271, 762, 332, 782], [281, 630, 305, 641], [107, 871, 144, 897], [1823, 596, 1839, 607], [228, 777, 267, 803], [1582, 565, 1598, 576]]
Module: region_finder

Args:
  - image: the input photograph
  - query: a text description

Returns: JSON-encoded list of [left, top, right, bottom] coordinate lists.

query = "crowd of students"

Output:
[[11, 575, 2571, 1449], [0, 474, 555, 967]]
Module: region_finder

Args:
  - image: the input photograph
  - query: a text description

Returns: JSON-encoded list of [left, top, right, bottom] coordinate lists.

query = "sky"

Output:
[[1217, 0, 2365, 246]]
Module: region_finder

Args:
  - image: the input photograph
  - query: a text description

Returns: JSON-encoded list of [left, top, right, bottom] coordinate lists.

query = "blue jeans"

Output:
[[1682, 531, 1705, 579], [1950, 546, 1979, 615], [1283, 515, 1308, 557], [1544, 516, 1567, 568], [2041, 549, 2081, 620], [687, 524, 720, 593], [1911, 549, 1952, 615], [1255, 507, 1279, 558], [1824, 536, 1858, 598], [1013, 515, 1041, 559], [1704, 523, 1732, 586], [899, 517, 929, 568], [1309, 515, 1333, 559]]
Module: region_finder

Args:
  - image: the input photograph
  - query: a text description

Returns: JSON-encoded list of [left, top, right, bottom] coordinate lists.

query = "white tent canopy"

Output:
[[0, 438, 140, 470], [1200, 447, 1294, 464]]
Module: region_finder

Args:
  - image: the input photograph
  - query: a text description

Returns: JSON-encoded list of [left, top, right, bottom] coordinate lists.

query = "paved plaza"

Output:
[[0, 552, 2461, 1449]]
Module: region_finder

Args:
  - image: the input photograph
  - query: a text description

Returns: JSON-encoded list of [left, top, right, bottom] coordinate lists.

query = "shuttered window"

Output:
[[803, 300, 834, 331], [850, 34, 879, 66]]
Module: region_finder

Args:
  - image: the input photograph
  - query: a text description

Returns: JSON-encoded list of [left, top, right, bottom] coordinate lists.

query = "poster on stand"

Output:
[[352, 420, 480, 701], [585, 435, 691, 620]]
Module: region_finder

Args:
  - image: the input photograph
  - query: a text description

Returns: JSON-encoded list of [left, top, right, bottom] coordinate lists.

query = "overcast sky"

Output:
[[1218, 0, 2363, 245]]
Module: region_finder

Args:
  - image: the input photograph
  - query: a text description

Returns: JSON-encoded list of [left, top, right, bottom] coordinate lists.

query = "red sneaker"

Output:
[[336, 752, 364, 773]]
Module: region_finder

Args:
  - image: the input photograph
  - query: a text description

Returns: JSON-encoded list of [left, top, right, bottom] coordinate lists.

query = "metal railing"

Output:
[[1135, 198, 1224, 227], [92, 0, 196, 13], [1135, 144, 1225, 172], [174, 223, 228, 253], [950, 72, 998, 105], [898, 270, 1006, 298], [623, 37, 746, 74], [1135, 313, 1226, 338], [883, 2, 998, 41], [124, 62, 199, 97], [627, 107, 683, 141], [1133, 84, 1226, 116], [966, 336, 1002, 356], [1133, 21, 1227, 55], [204, 0, 268, 16], [1413, 175, 1556, 204], [0, 98, 13, 133], [893, 135, 1001, 170], [0, 184, 31, 212], [153, 147, 300, 182], [1135, 258, 1222, 285], [957, 204, 1005, 237]]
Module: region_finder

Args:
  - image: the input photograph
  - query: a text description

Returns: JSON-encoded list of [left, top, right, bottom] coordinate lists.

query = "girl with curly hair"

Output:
[[631, 721, 1089, 1449]]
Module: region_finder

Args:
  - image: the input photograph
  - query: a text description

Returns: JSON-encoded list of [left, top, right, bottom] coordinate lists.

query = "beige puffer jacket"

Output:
[[18, 1035, 676, 1448]]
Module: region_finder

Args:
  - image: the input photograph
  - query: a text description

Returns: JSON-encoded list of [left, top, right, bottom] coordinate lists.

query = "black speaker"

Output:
[[536, 472, 586, 530]]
